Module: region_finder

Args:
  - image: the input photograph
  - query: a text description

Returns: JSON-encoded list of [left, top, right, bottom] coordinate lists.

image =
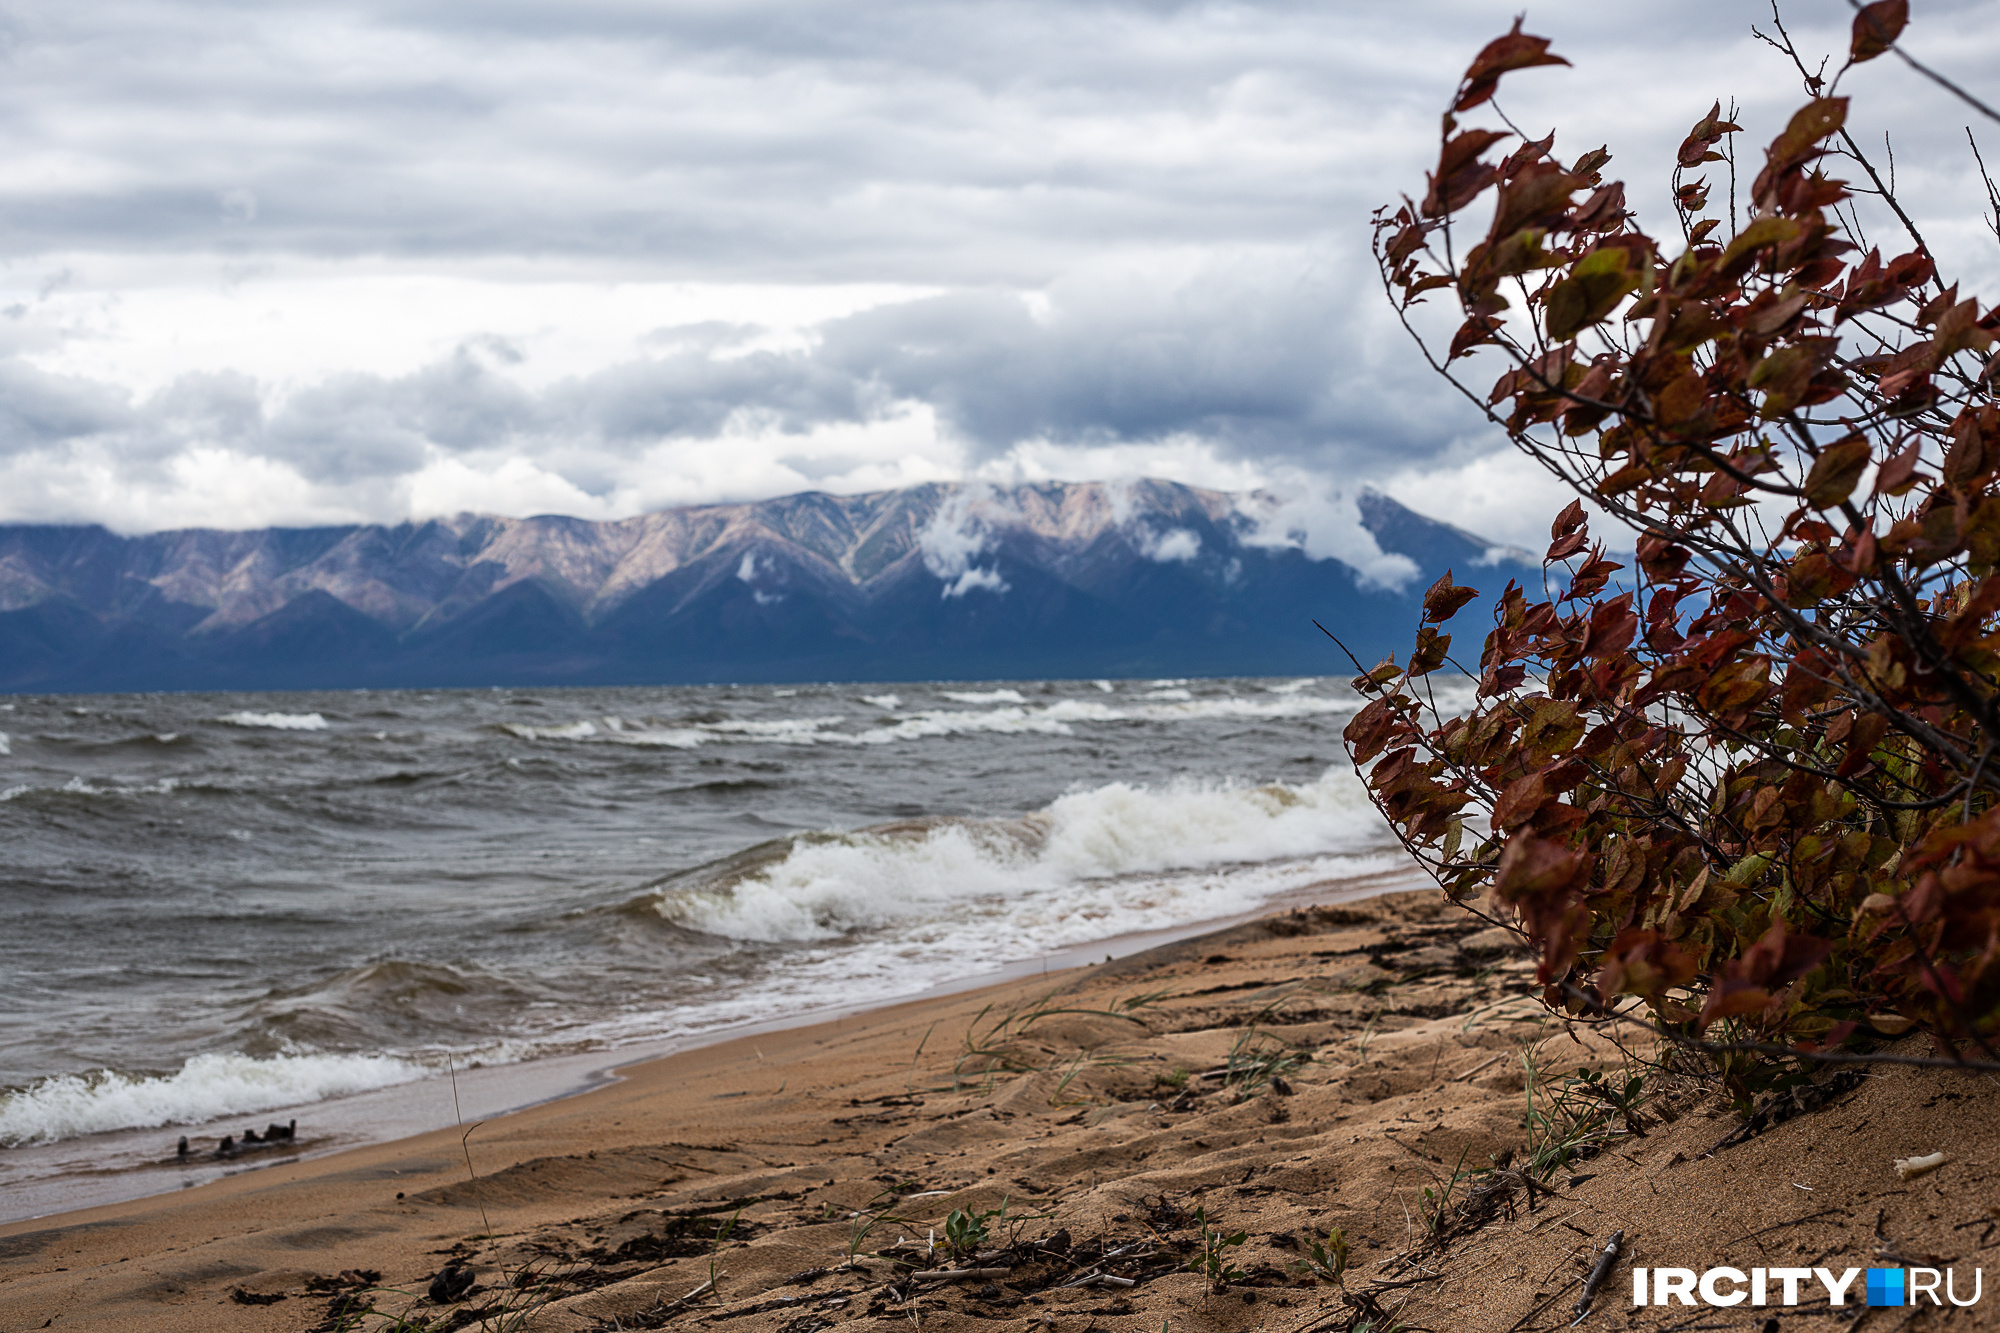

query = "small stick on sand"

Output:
[[1452, 1053, 1507, 1083], [1054, 1268, 1137, 1289], [1570, 1230, 1622, 1325], [639, 1274, 718, 1319], [911, 1268, 1011, 1282]]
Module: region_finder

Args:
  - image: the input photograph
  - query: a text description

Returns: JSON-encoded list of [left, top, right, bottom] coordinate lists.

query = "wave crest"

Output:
[[652, 768, 1383, 945], [219, 711, 328, 731], [0, 1052, 423, 1146]]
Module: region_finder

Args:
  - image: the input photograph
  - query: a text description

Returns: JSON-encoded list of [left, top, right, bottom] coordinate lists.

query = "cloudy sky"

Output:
[[0, 0, 1995, 546]]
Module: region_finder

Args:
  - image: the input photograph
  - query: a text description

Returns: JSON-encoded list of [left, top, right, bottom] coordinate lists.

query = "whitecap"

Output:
[[0, 1051, 424, 1146], [500, 721, 599, 741], [849, 707, 1075, 744], [656, 767, 1386, 945], [0, 731, 9, 756], [861, 694, 902, 710], [219, 711, 328, 731], [603, 728, 707, 749], [939, 688, 1026, 704], [1264, 678, 1320, 694], [699, 716, 848, 740]]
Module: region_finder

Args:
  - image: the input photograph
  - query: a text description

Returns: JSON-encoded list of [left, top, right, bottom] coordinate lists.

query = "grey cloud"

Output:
[[0, 0, 1961, 281], [0, 361, 132, 455], [546, 346, 866, 442], [815, 257, 1459, 468]]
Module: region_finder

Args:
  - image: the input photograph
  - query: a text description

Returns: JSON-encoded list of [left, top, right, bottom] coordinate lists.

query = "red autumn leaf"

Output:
[[1493, 834, 1589, 903], [1342, 697, 1402, 764], [1546, 530, 1587, 563], [1873, 437, 1924, 496], [1598, 928, 1697, 1002], [1422, 570, 1482, 623], [1803, 433, 1871, 508], [1491, 771, 1549, 831], [1424, 129, 1510, 217], [1580, 594, 1638, 659], [1454, 19, 1570, 113], [1448, 315, 1502, 359], [1850, 0, 1908, 63]]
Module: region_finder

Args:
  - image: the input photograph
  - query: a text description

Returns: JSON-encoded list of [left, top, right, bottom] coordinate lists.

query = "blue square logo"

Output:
[[1866, 1268, 1905, 1307]]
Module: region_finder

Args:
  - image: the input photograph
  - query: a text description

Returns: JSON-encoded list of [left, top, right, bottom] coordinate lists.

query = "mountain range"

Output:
[[0, 480, 1527, 692]]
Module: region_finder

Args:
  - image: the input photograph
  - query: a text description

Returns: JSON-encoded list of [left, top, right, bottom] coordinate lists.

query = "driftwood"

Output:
[[910, 1267, 1011, 1283], [1570, 1230, 1622, 1324]]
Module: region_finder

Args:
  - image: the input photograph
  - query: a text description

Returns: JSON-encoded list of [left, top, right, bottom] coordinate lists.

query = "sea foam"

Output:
[[655, 767, 1385, 945], [0, 1051, 424, 1146], [219, 711, 329, 731]]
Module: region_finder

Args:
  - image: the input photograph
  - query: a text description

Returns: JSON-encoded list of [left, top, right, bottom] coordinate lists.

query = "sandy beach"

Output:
[[4, 882, 1996, 1333]]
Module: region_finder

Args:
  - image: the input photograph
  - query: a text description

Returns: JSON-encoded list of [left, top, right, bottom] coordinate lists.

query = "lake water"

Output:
[[0, 674, 1437, 1219]]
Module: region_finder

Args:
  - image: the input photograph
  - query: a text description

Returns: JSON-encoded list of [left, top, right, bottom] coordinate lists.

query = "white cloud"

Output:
[[1237, 478, 1419, 592], [918, 484, 1015, 597], [940, 565, 1009, 598], [1139, 526, 1200, 563]]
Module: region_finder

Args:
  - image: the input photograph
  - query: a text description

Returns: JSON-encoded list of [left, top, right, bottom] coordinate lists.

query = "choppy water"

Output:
[[0, 675, 1432, 1216]]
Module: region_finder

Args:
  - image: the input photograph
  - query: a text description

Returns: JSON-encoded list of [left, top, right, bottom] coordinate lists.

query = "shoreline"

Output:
[[8, 882, 1993, 1332], [0, 862, 1426, 1227]]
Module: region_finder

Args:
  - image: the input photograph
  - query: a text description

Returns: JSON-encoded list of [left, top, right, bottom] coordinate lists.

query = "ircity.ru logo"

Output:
[[1633, 1266, 1984, 1308]]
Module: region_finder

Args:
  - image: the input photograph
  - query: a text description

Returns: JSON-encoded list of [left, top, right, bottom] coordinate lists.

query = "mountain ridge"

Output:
[[0, 480, 1526, 691]]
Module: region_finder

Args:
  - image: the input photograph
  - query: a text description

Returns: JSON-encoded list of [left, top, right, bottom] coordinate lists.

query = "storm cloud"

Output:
[[0, 0, 1995, 545]]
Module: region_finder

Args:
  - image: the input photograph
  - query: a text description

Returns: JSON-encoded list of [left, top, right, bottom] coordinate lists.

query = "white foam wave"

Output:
[[0, 776, 181, 802], [219, 711, 328, 731], [501, 721, 599, 741], [850, 708, 1076, 743], [0, 730, 9, 755], [862, 694, 902, 710], [940, 688, 1026, 704], [1264, 678, 1321, 694], [499, 691, 1361, 753], [657, 767, 1386, 945], [0, 1052, 424, 1146]]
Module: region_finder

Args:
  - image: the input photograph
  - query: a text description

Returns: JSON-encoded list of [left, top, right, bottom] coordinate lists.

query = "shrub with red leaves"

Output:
[[1353, 6, 2000, 1095]]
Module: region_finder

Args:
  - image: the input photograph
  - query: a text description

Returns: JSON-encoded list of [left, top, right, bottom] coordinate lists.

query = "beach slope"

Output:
[[3, 888, 1995, 1332]]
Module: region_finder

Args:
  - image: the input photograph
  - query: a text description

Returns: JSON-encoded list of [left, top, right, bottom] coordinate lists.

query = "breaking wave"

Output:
[[651, 767, 1387, 945], [0, 1052, 424, 1147], [218, 711, 329, 731]]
